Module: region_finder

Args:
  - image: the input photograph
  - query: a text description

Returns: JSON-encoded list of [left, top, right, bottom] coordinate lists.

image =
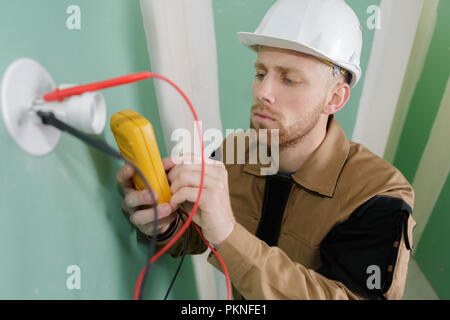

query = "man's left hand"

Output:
[[164, 153, 236, 248]]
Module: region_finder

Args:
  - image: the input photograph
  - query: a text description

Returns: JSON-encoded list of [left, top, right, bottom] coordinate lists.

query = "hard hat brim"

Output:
[[237, 32, 360, 88]]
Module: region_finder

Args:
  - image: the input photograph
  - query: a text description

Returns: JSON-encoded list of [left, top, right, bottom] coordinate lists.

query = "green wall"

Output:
[[393, 0, 450, 183], [391, 0, 450, 299], [415, 174, 450, 299], [0, 0, 380, 299], [0, 0, 195, 299]]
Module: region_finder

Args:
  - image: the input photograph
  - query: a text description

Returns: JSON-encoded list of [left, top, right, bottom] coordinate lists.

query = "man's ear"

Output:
[[323, 81, 350, 115]]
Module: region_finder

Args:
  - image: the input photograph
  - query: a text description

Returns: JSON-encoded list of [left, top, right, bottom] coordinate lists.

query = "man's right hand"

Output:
[[116, 161, 177, 237]]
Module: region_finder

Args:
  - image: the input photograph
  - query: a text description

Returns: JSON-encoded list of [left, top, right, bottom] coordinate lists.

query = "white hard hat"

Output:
[[237, 0, 363, 88]]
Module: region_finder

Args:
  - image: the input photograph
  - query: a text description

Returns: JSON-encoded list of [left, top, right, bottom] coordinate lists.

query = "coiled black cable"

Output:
[[163, 209, 189, 300]]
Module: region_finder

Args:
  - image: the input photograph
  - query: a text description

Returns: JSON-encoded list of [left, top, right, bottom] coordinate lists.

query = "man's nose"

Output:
[[255, 76, 275, 105]]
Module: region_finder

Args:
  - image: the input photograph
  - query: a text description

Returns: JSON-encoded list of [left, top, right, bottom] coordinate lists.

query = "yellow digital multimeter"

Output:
[[110, 110, 171, 204]]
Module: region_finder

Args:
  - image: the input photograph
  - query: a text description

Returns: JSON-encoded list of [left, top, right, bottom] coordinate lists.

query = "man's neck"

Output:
[[278, 115, 329, 173]]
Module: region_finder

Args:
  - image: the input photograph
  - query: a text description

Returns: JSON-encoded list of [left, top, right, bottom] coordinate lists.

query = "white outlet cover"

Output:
[[1, 58, 61, 156]]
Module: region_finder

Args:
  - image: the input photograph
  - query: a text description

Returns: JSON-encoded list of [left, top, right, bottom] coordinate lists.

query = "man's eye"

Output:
[[255, 73, 265, 80], [283, 77, 294, 85]]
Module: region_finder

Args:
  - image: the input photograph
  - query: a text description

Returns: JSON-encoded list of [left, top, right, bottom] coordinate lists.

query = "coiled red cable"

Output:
[[178, 207, 232, 300], [43, 71, 232, 300]]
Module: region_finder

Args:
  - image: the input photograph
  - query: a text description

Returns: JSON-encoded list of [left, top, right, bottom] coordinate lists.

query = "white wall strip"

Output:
[[139, 0, 223, 151], [140, 0, 225, 300], [352, 0, 424, 158], [383, 0, 440, 163]]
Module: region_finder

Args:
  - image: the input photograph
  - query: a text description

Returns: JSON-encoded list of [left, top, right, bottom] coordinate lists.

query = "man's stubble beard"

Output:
[[250, 100, 325, 149]]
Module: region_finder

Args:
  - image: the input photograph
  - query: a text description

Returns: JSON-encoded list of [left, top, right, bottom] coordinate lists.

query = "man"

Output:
[[117, 0, 415, 300]]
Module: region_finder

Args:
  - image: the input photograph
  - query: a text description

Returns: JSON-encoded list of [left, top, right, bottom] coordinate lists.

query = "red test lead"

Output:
[[43, 72, 154, 102], [41, 71, 231, 300]]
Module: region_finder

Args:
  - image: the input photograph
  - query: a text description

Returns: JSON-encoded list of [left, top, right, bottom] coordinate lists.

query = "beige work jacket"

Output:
[[154, 115, 415, 300]]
